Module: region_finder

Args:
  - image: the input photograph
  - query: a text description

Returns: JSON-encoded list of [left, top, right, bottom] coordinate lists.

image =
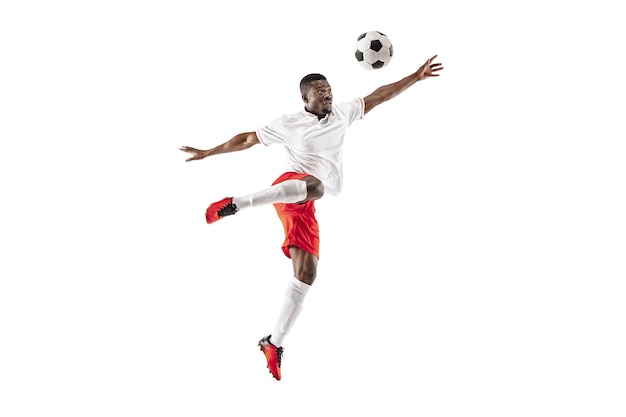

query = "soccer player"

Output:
[[180, 54, 443, 380]]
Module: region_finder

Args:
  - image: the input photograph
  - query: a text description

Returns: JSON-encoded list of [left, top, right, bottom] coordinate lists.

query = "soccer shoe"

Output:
[[205, 197, 238, 224], [258, 335, 283, 381]]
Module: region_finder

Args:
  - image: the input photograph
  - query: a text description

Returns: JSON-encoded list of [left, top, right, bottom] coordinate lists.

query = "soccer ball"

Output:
[[354, 31, 393, 70]]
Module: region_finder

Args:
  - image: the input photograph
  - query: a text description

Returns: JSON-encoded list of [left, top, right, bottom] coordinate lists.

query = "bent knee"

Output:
[[304, 176, 324, 200], [294, 269, 317, 286]]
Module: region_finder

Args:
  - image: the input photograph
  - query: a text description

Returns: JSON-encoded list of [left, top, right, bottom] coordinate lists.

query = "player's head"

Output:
[[300, 74, 327, 94], [300, 73, 332, 118]]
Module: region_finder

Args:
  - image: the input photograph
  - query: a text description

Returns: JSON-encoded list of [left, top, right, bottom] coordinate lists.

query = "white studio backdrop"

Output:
[[1, 1, 625, 416]]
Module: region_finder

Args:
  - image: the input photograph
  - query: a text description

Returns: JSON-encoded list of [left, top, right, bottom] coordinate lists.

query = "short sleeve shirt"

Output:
[[256, 98, 365, 196]]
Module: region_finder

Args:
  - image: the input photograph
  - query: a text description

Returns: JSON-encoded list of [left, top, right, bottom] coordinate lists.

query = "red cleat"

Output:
[[205, 197, 238, 224], [258, 335, 283, 381]]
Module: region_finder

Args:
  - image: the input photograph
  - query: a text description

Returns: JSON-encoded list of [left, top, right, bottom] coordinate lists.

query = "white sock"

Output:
[[269, 276, 311, 347], [232, 179, 307, 211]]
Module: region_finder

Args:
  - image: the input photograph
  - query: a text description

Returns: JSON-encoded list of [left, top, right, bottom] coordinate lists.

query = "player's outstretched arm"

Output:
[[363, 54, 443, 115], [180, 131, 260, 162]]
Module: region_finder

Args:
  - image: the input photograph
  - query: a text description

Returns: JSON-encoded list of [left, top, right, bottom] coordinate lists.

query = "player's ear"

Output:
[[302, 94, 308, 103]]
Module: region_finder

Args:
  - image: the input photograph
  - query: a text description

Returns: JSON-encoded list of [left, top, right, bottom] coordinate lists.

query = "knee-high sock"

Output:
[[232, 180, 307, 211], [269, 276, 311, 347]]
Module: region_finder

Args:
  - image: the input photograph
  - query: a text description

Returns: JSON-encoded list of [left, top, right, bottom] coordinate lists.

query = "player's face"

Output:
[[303, 80, 333, 118]]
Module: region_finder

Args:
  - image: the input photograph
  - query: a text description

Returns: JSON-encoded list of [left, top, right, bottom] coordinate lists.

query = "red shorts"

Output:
[[272, 172, 320, 259]]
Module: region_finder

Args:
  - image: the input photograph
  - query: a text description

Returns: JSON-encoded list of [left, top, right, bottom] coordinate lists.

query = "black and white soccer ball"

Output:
[[354, 31, 393, 70]]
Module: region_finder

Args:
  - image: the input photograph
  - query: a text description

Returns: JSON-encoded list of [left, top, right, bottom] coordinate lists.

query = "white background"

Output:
[[1, 0, 625, 416]]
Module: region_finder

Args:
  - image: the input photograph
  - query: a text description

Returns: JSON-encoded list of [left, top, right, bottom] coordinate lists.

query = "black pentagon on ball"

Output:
[[389, 45, 394, 56], [372, 60, 385, 69], [370, 39, 383, 52], [357, 32, 367, 41], [355, 50, 364, 61]]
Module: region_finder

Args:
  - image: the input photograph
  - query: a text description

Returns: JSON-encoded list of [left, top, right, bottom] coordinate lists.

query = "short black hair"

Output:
[[300, 73, 327, 94]]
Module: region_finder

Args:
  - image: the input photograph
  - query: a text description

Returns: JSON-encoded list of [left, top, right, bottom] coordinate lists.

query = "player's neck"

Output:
[[305, 107, 327, 120]]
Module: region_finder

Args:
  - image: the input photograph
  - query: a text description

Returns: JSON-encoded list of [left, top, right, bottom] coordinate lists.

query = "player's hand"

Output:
[[179, 146, 207, 162], [417, 55, 443, 80]]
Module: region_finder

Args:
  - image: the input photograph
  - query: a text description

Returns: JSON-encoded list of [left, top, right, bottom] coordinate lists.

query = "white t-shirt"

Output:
[[256, 98, 365, 196]]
